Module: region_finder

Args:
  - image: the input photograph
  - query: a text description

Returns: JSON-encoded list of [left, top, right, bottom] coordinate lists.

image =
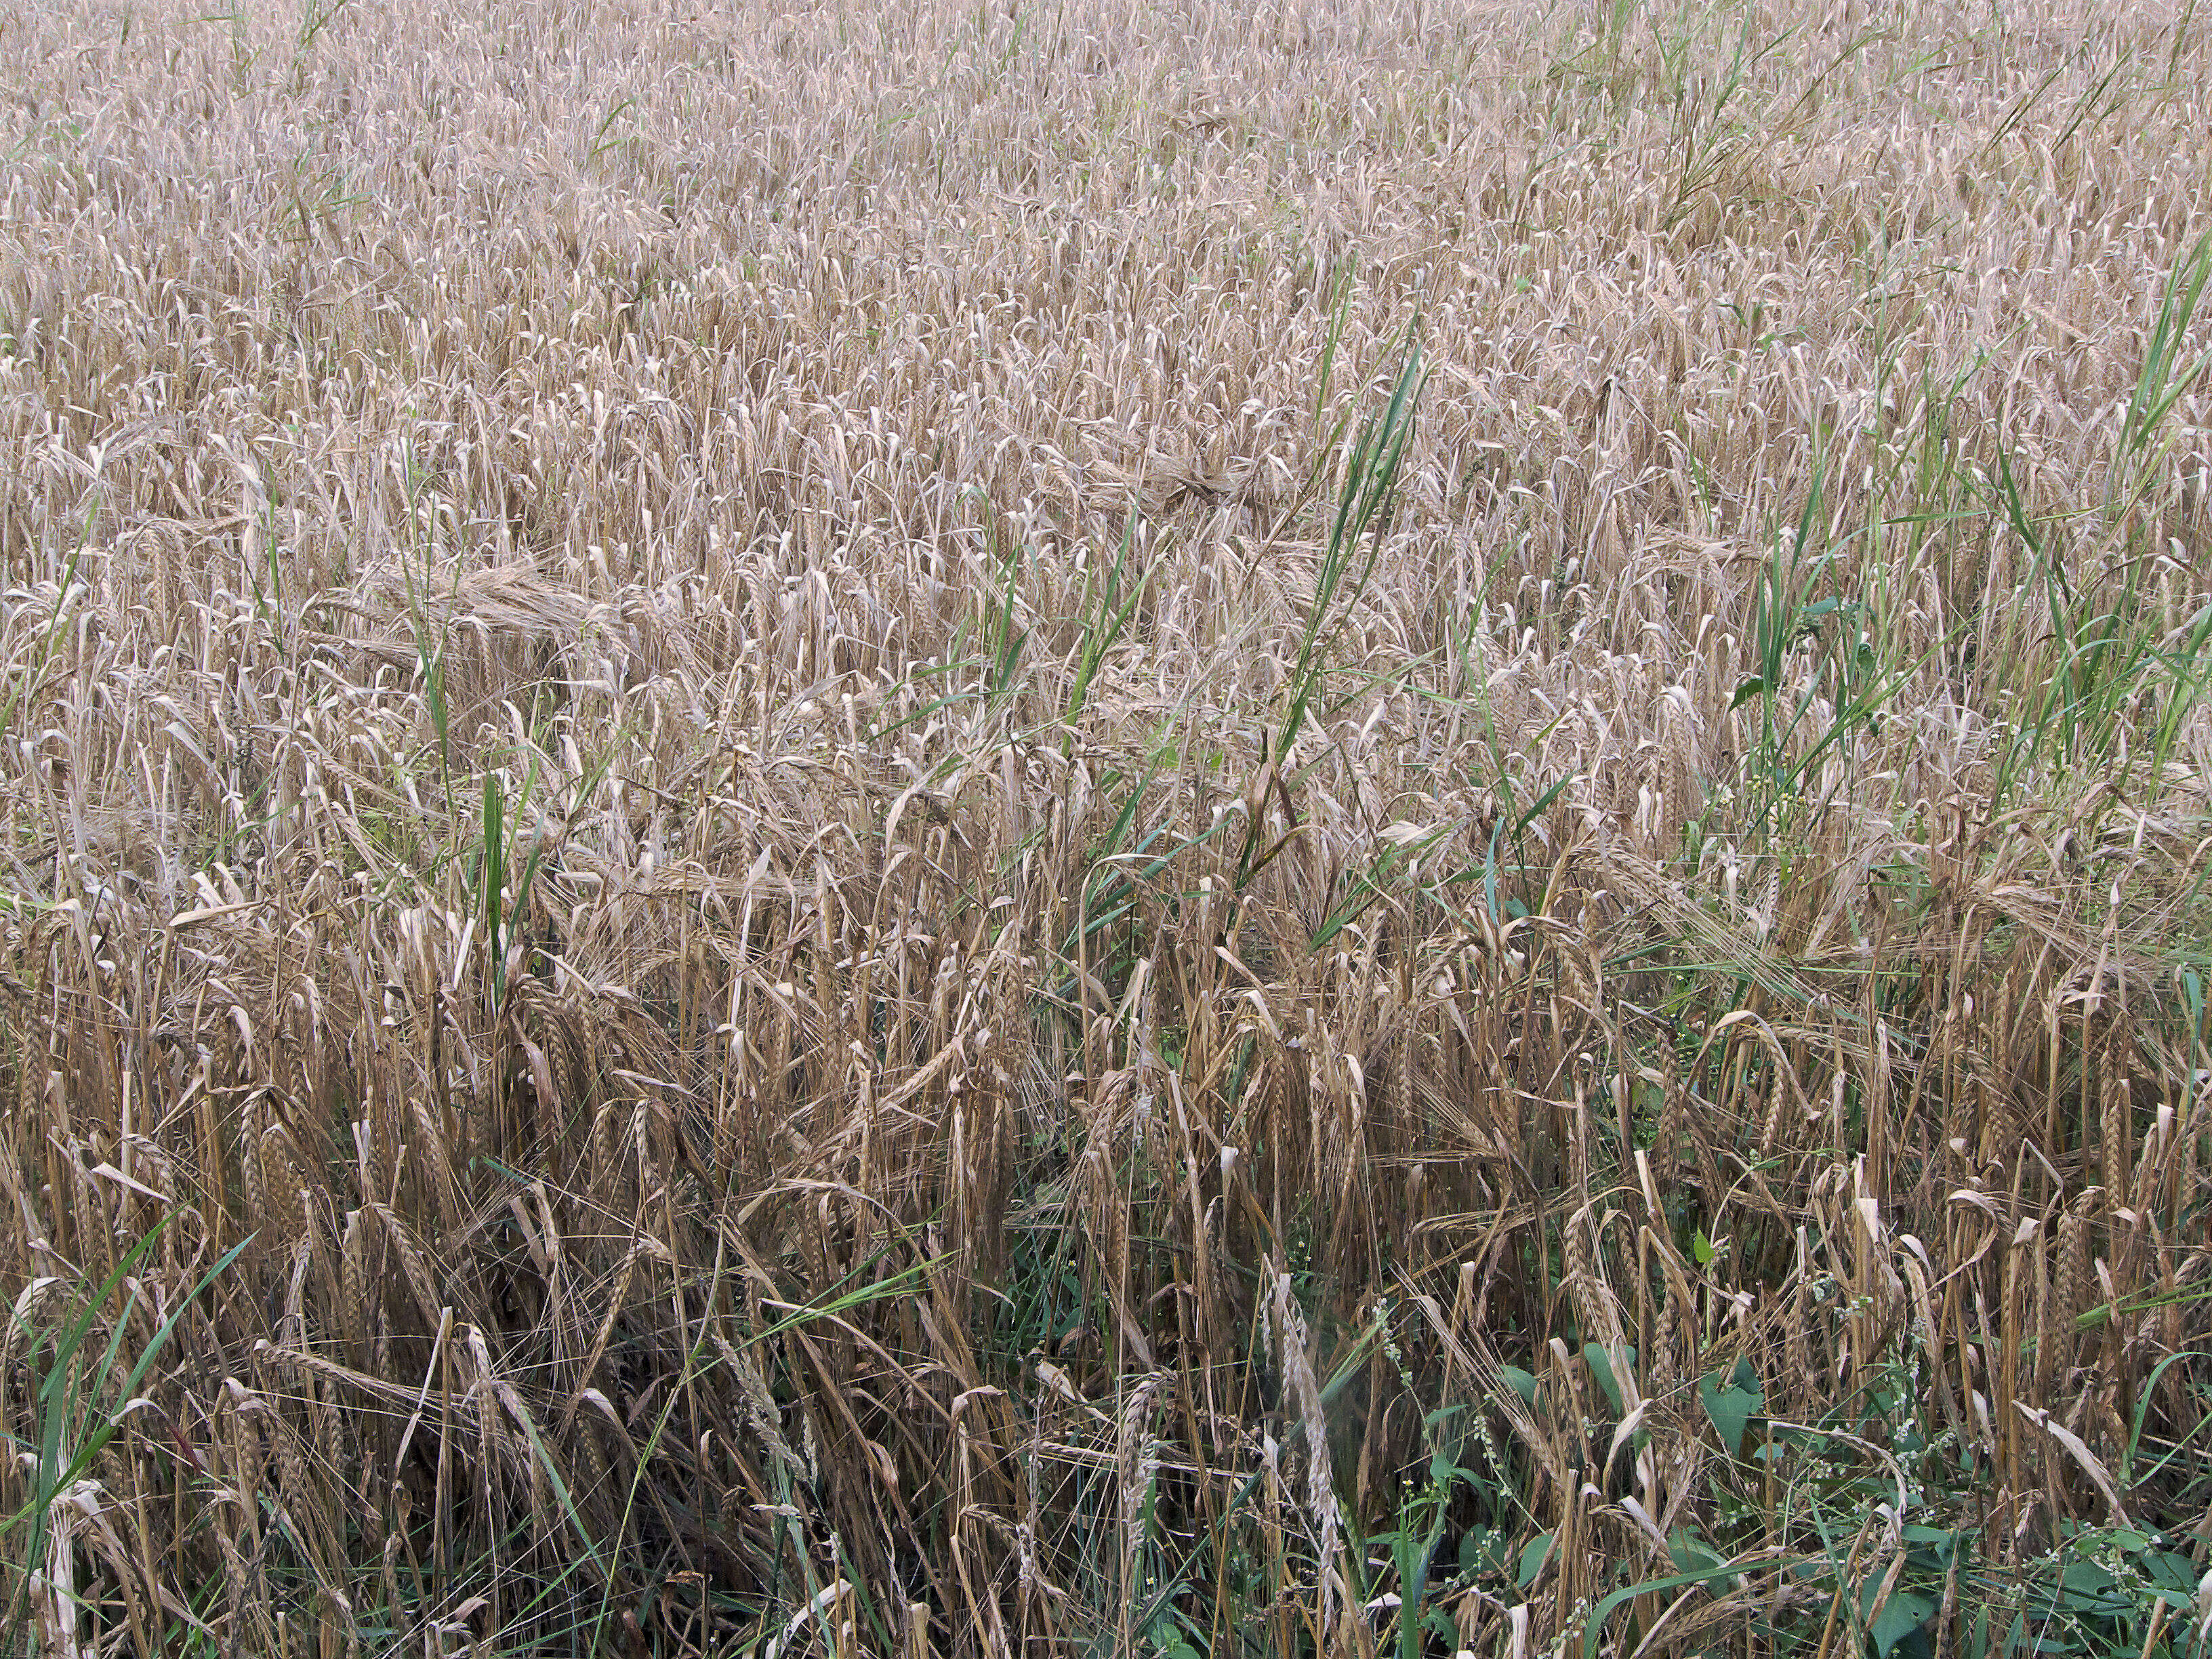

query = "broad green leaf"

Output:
[[1461, 1528, 1512, 1581], [1667, 1528, 1726, 1577], [1582, 1342, 1633, 1417], [1698, 1361, 1763, 1458], [2146, 1549, 2198, 1592], [1516, 1531, 1553, 1589], [1862, 1583, 1935, 1659]]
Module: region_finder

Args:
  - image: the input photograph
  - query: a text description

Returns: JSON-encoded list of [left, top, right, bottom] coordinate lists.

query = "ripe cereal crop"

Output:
[[2, 1, 2211, 1654]]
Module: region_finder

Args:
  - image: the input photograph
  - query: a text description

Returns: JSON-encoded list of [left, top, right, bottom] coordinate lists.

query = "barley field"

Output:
[[3, 0, 2211, 1654]]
